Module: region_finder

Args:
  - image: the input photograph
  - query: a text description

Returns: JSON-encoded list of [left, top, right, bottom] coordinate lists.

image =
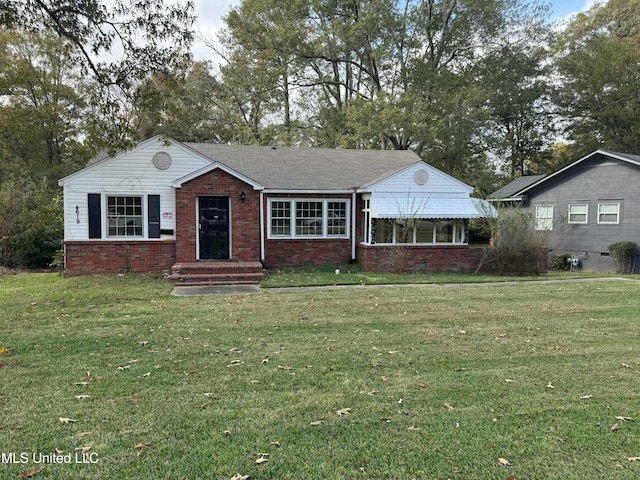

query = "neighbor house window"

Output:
[[107, 196, 143, 237], [568, 204, 588, 224], [269, 199, 349, 238], [535, 205, 554, 230], [598, 203, 619, 224]]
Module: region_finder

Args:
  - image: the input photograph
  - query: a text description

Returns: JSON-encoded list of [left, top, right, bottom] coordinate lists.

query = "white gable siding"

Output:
[[60, 138, 210, 240], [364, 162, 477, 219], [366, 162, 473, 197]]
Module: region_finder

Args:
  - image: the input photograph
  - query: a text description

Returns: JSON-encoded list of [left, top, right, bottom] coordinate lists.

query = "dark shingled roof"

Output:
[[489, 175, 545, 200], [182, 143, 421, 190]]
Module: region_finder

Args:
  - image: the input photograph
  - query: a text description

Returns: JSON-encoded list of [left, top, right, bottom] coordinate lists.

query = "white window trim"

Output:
[[105, 194, 147, 239], [568, 203, 588, 224], [535, 204, 554, 231], [267, 198, 350, 239], [597, 202, 620, 224]]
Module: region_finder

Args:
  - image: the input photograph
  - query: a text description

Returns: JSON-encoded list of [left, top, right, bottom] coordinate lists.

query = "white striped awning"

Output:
[[370, 194, 496, 219]]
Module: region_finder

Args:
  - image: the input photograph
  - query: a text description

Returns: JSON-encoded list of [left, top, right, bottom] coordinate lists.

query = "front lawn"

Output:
[[1, 273, 640, 479], [260, 263, 609, 288]]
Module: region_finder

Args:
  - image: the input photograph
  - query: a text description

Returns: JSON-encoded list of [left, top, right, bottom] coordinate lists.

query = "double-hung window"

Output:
[[598, 203, 619, 224], [535, 205, 554, 231], [107, 196, 143, 237], [269, 199, 349, 238], [568, 204, 588, 224]]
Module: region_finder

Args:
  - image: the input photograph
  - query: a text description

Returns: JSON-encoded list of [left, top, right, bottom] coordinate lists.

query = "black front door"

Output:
[[198, 196, 230, 260]]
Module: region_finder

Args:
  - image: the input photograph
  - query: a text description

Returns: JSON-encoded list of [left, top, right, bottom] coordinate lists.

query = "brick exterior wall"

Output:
[[263, 193, 354, 268], [64, 241, 176, 276], [357, 244, 486, 273], [264, 238, 352, 268], [175, 169, 261, 262]]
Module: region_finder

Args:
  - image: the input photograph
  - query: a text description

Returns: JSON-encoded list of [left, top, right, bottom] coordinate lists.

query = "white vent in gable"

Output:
[[152, 151, 172, 170], [414, 168, 429, 185]]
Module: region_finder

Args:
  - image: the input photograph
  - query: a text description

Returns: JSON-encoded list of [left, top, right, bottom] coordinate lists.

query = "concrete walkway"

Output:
[[171, 284, 263, 296], [171, 276, 637, 296]]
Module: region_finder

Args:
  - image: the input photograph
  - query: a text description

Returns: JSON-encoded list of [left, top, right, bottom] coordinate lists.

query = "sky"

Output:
[[191, 0, 601, 65]]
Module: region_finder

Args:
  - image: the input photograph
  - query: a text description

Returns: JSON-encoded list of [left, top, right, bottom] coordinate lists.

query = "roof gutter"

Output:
[[261, 189, 355, 194]]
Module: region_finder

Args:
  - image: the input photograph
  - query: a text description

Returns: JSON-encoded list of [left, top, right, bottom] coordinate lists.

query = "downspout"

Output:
[[351, 190, 357, 261], [259, 190, 265, 264]]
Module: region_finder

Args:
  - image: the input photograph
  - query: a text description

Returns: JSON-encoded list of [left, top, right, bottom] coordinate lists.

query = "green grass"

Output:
[[260, 263, 612, 288], [1, 273, 640, 479]]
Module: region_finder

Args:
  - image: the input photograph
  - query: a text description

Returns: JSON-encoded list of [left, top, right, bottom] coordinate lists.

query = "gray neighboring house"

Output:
[[489, 150, 640, 273]]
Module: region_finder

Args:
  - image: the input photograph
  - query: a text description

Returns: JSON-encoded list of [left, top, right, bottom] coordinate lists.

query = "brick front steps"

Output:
[[169, 261, 264, 286]]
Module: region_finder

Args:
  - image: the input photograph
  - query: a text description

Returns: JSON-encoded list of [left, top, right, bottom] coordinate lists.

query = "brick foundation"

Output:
[[64, 241, 176, 276], [357, 244, 486, 273], [264, 238, 352, 268]]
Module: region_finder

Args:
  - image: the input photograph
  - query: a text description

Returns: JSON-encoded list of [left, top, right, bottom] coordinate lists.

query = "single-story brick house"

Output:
[[489, 150, 640, 273], [58, 135, 496, 283]]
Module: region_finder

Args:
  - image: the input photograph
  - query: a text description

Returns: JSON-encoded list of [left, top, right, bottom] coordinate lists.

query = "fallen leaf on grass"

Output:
[[18, 467, 45, 478], [546, 382, 555, 389], [142, 372, 151, 377], [627, 457, 640, 462], [59, 417, 77, 424], [134, 443, 147, 457], [407, 426, 423, 431], [270, 441, 281, 447], [230, 475, 249, 480], [310, 420, 323, 426], [278, 365, 293, 371], [622, 363, 632, 368], [204, 393, 220, 400], [75, 446, 92, 453], [498, 458, 511, 466], [616, 416, 633, 422], [367, 390, 380, 396], [504, 379, 516, 383], [580, 395, 593, 400], [416, 383, 429, 388], [0, 346, 8, 356], [336, 408, 351, 416], [444, 403, 455, 411], [255, 453, 269, 464], [75, 395, 90, 400], [611, 423, 621, 432]]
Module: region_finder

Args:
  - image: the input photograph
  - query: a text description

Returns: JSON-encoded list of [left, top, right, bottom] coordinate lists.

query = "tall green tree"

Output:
[[0, 29, 89, 184], [479, 4, 557, 178], [554, 0, 640, 155], [218, 0, 554, 192], [2, 0, 195, 90], [134, 61, 230, 143]]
